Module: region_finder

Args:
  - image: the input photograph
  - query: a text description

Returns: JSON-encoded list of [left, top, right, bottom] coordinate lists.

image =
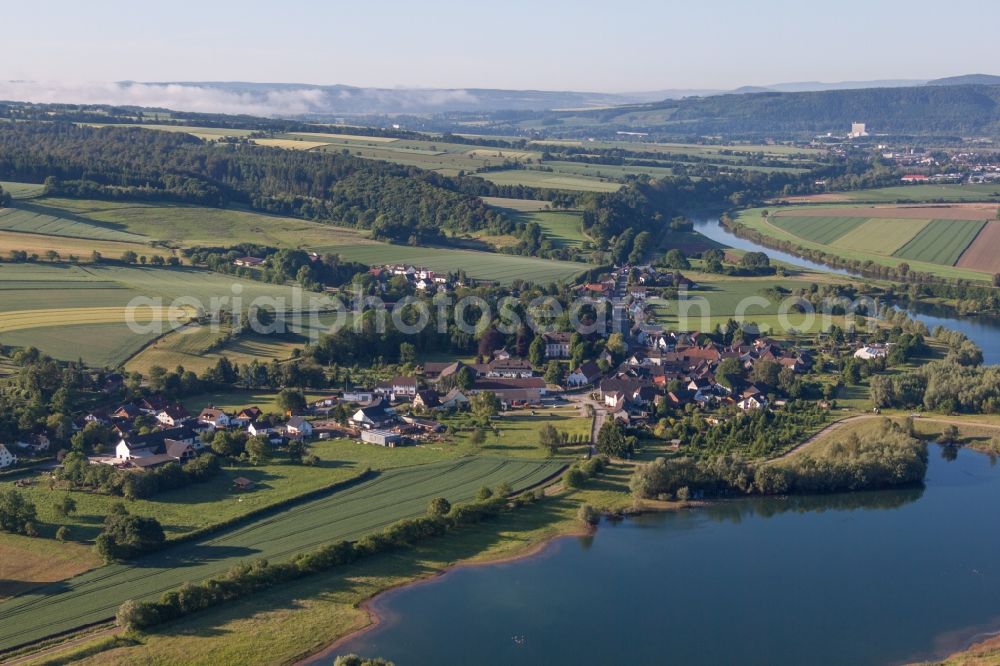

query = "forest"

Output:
[[0, 122, 517, 244]]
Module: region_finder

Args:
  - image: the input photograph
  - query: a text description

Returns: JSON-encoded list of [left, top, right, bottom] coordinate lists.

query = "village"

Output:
[[0, 261, 895, 481]]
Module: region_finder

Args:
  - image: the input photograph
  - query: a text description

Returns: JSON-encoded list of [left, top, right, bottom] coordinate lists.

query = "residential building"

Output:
[[0, 444, 17, 469]]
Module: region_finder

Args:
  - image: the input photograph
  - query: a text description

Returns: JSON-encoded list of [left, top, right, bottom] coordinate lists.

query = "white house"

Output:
[[566, 361, 602, 387], [543, 332, 572, 359], [376, 376, 418, 400], [198, 408, 231, 429], [285, 416, 314, 439], [439, 388, 470, 410], [738, 395, 768, 411], [0, 444, 17, 469], [156, 405, 191, 427], [343, 389, 375, 403], [854, 345, 888, 360]]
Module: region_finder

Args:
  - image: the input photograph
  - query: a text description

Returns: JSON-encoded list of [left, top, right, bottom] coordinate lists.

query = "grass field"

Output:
[[22, 198, 373, 249], [0, 181, 46, 199], [0, 457, 565, 652], [0, 204, 150, 243], [444, 405, 592, 458], [479, 169, 622, 192], [0, 534, 100, 602], [892, 219, 986, 265], [648, 272, 852, 334], [2, 197, 585, 284], [485, 198, 588, 249], [315, 243, 586, 284]]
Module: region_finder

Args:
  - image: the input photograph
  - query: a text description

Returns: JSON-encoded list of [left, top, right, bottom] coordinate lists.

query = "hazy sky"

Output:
[[3, 0, 997, 91]]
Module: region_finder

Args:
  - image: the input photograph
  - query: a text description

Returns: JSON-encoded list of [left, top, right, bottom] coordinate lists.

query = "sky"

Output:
[[2, 0, 997, 92]]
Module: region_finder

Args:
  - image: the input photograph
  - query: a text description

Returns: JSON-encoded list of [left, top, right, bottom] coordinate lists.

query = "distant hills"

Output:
[[129, 74, 999, 116], [525, 84, 1000, 138]]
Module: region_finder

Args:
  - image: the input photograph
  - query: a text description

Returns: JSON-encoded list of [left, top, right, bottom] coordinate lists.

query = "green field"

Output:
[[478, 169, 622, 192], [0, 198, 586, 285], [768, 215, 866, 245], [0, 181, 46, 200], [828, 184, 1000, 203], [315, 243, 587, 284], [0, 204, 151, 243], [648, 273, 851, 334], [735, 208, 992, 282], [0, 263, 313, 366], [891, 218, 986, 265], [0, 457, 564, 652], [485, 198, 588, 248], [831, 218, 929, 254]]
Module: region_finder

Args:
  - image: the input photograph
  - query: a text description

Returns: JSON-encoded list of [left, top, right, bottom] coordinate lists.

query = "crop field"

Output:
[[479, 169, 622, 192], [83, 123, 256, 141], [956, 221, 1000, 273], [740, 206, 998, 282], [830, 218, 930, 254], [252, 138, 334, 150], [318, 243, 587, 284], [767, 215, 866, 245], [0, 457, 565, 652], [0, 264, 311, 365], [892, 219, 986, 265], [0, 181, 45, 199], [779, 184, 1000, 204], [0, 230, 171, 262]]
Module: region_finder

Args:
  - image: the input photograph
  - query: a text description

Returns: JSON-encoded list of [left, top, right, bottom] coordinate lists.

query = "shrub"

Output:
[[577, 503, 599, 525]]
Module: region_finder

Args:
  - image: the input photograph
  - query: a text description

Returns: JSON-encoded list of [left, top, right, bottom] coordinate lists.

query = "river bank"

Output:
[[331, 447, 1000, 666]]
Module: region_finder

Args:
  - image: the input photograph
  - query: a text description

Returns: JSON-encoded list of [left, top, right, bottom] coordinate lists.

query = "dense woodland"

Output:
[[0, 122, 521, 244]]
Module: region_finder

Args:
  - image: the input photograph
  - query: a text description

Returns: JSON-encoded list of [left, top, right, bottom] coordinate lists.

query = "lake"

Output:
[[693, 216, 1000, 365], [326, 448, 1000, 666]]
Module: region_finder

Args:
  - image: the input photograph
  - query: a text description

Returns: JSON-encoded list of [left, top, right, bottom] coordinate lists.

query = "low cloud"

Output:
[[0, 80, 483, 116]]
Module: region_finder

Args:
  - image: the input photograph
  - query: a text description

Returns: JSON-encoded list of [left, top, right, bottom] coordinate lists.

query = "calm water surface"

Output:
[[328, 450, 1000, 666]]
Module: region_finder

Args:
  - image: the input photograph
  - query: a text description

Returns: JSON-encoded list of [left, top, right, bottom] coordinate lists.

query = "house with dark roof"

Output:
[[566, 361, 603, 387], [351, 399, 395, 430], [285, 416, 314, 439]]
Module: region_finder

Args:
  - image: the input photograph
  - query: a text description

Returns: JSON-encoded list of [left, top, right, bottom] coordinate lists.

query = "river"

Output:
[[326, 448, 1000, 666], [692, 216, 1000, 365]]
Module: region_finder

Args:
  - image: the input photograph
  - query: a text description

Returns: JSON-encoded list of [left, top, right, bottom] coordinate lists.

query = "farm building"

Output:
[[361, 430, 402, 447]]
